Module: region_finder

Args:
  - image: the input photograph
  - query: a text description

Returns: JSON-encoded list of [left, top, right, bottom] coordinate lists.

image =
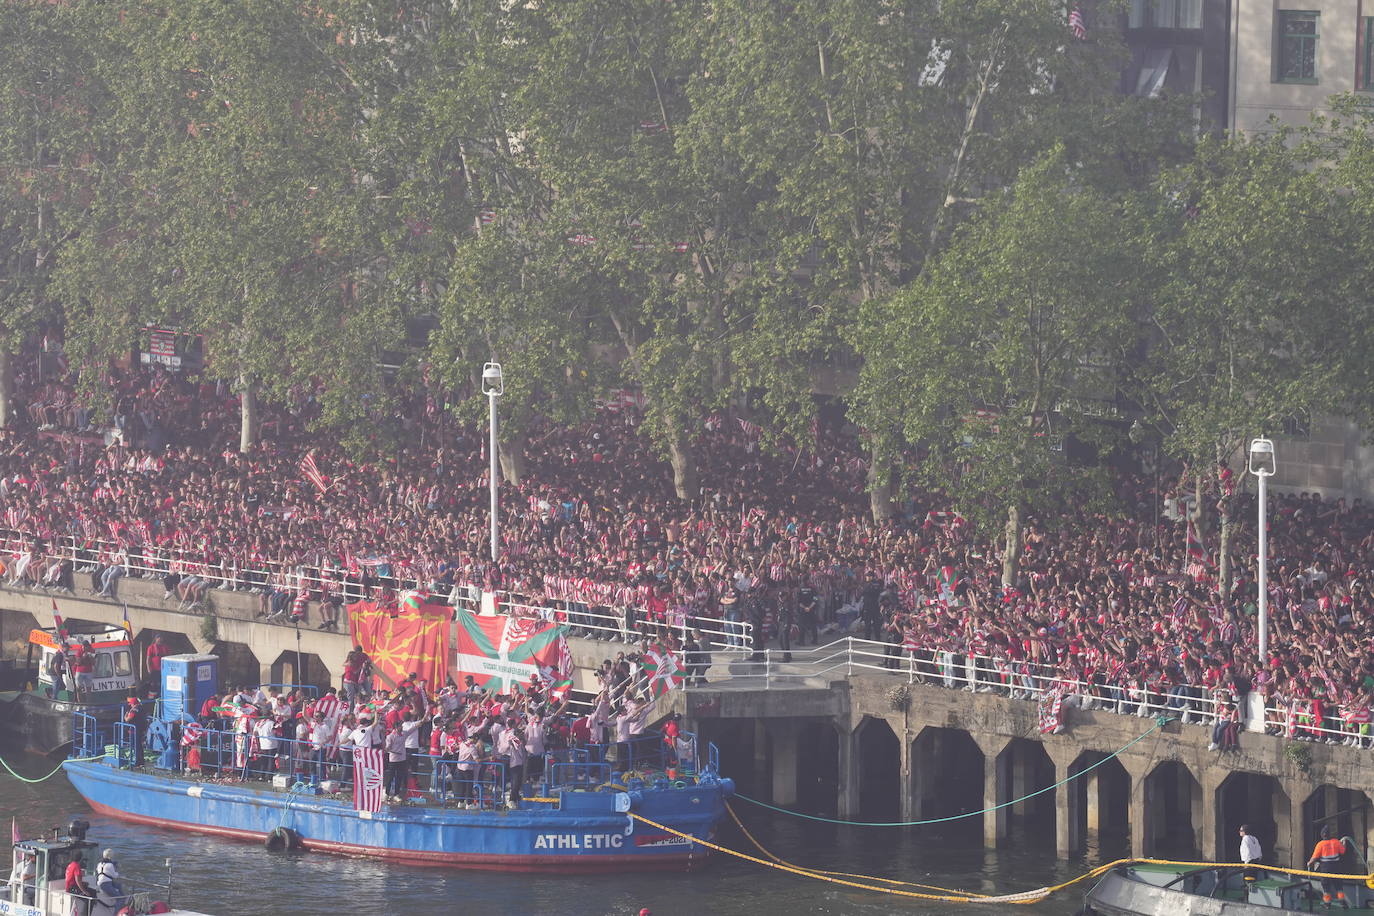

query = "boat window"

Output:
[[113, 650, 133, 677], [93, 653, 113, 679]]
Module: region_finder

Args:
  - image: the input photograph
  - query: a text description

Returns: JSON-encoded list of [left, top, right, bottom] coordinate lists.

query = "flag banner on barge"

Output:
[[354, 747, 384, 812], [348, 598, 451, 691], [453, 610, 572, 694]]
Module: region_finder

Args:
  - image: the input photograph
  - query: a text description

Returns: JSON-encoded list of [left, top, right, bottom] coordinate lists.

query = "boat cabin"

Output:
[[29, 625, 136, 704], [2, 820, 96, 916]]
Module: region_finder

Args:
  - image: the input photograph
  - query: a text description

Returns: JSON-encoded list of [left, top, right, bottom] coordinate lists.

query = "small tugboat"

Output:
[[0, 624, 136, 757], [1083, 860, 1374, 914], [62, 654, 733, 872], [1, 818, 212, 916]]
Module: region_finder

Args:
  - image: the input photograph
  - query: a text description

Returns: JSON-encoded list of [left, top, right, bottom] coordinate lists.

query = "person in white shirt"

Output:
[[1239, 824, 1263, 881], [456, 736, 482, 806], [500, 722, 528, 805], [349, 715, 381, 749], [253, 716, 279, 777], [524, 714, 547, 785]]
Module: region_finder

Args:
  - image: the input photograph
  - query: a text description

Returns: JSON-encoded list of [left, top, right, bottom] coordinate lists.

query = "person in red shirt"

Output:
[[64, 851, 94, 916], [70, 639, 94, 702], [146, 636, 171, 680]]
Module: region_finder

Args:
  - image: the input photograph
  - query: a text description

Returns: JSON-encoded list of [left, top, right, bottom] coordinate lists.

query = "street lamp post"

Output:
[[481, 362, 504, 563], [1248, 438, 1276, 661]]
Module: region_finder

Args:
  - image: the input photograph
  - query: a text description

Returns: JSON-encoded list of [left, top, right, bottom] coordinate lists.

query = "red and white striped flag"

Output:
[[353, 747, 384, 812], [1069, 5, 1087, 40], [300, 451, 331, 494]]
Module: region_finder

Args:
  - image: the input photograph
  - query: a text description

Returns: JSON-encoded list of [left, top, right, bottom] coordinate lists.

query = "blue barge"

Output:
[[61, 655, 732, 873]]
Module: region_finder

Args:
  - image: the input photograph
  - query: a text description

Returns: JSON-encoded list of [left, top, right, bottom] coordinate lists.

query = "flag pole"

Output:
[[295, 618, 304, 689]]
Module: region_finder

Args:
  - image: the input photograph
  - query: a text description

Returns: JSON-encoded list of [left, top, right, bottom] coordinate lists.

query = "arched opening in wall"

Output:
[[1068, 751, 1130, 858], [1301, 785, 1371, 868], [995, 739, 1056, 850], [1217, 772, 1289, 865], [910, 726, 984, 842], [856, 716, 899, 820], [1144, 761, 1202, 858], [795, 721, 839, 815], [691, 720, 760, 797], [209, 642, 262, 695], [269, 650, 331, 692]]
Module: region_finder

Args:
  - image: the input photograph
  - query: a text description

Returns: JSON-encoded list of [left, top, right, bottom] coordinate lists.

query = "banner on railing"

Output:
[[453, 611, 571, 695], [1038, 684, 1067, 735], [348, 599, 451, 691], [354, 747, 384, 812]]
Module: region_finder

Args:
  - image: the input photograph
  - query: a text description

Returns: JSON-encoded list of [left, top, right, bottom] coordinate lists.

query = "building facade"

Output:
[[1229, 0, 1374, 133]]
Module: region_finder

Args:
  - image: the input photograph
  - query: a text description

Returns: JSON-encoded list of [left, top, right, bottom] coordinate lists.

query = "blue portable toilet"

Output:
[[160, 653, 219, 723]]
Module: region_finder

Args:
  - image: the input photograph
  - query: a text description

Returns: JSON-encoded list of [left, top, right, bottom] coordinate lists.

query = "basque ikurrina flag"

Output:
[[640, 645, 684, 697], [453, 611, 572, 694]]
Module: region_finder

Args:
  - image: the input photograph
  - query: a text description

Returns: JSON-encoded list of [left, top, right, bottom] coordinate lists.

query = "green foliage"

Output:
[[853, 148, 1137, 544]]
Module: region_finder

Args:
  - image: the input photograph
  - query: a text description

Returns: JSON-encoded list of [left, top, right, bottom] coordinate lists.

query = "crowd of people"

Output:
[[3, 345, 1374, 752], [168, 647, 680, 807]]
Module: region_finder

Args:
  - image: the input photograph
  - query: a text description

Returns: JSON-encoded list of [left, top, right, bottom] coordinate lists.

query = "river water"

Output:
[[1, 752, 1091, 915]]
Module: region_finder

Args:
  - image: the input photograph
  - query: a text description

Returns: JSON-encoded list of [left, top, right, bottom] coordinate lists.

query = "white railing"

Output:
[[0, 531, 752, 646], [681, 636, 1246, 729], [11, 531, 1367, 747]]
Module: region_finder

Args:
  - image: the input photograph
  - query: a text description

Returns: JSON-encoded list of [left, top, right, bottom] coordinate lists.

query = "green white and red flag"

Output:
[[50, 598, 67, 639], [453, 611, 571, 694], [549, 677, 575, 703], [640, 644, 684, 697]]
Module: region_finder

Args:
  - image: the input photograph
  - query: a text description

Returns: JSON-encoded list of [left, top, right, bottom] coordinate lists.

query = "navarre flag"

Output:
[[453, 611, 571, 695], [348, 599, 451, 691], [640, 645, 684, 697], [353, 747, 385, 812], [300, 451, 331, 494]]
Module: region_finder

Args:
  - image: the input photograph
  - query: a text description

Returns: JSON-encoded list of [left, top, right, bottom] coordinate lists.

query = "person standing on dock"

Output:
[[1238, 825, 1262, 882]]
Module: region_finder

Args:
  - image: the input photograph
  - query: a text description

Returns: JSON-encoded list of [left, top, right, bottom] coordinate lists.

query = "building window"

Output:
[[1128, 0, 1202, 30], [1276, 11, 1319, 83], [1362, 17, 1374, 91]]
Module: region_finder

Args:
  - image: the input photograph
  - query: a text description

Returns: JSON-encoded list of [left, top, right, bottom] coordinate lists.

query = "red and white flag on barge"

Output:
[[353, 747, 384, 812]]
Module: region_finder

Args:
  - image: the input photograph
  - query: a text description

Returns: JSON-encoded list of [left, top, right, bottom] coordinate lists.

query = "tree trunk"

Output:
[[0, 348, 11, 429], [238, 375, 258, 453], [498, 439, 525, 487], [1002, 503, 1023, 588], [867, 455, 895, 523], [1216, 445, 1233, 598], [667, 425, 698, 502]]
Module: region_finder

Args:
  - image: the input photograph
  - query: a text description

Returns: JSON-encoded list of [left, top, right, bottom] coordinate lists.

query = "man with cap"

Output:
[[1308, 824, 1349, 907], [95, 849, 124, 910]]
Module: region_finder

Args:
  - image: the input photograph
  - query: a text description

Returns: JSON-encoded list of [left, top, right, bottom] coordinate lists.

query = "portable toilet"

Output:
[[160, 653, 219, 722]]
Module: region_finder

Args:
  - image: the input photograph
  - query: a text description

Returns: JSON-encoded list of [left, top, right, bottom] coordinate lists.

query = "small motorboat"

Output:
[[1083, 860, 1374, 914], [1, 818, 212, 916]]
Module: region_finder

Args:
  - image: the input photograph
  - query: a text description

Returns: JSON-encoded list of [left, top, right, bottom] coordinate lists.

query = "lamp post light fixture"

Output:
[[481, 362, 504, 563], [1248, 438, 1276, 661]]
